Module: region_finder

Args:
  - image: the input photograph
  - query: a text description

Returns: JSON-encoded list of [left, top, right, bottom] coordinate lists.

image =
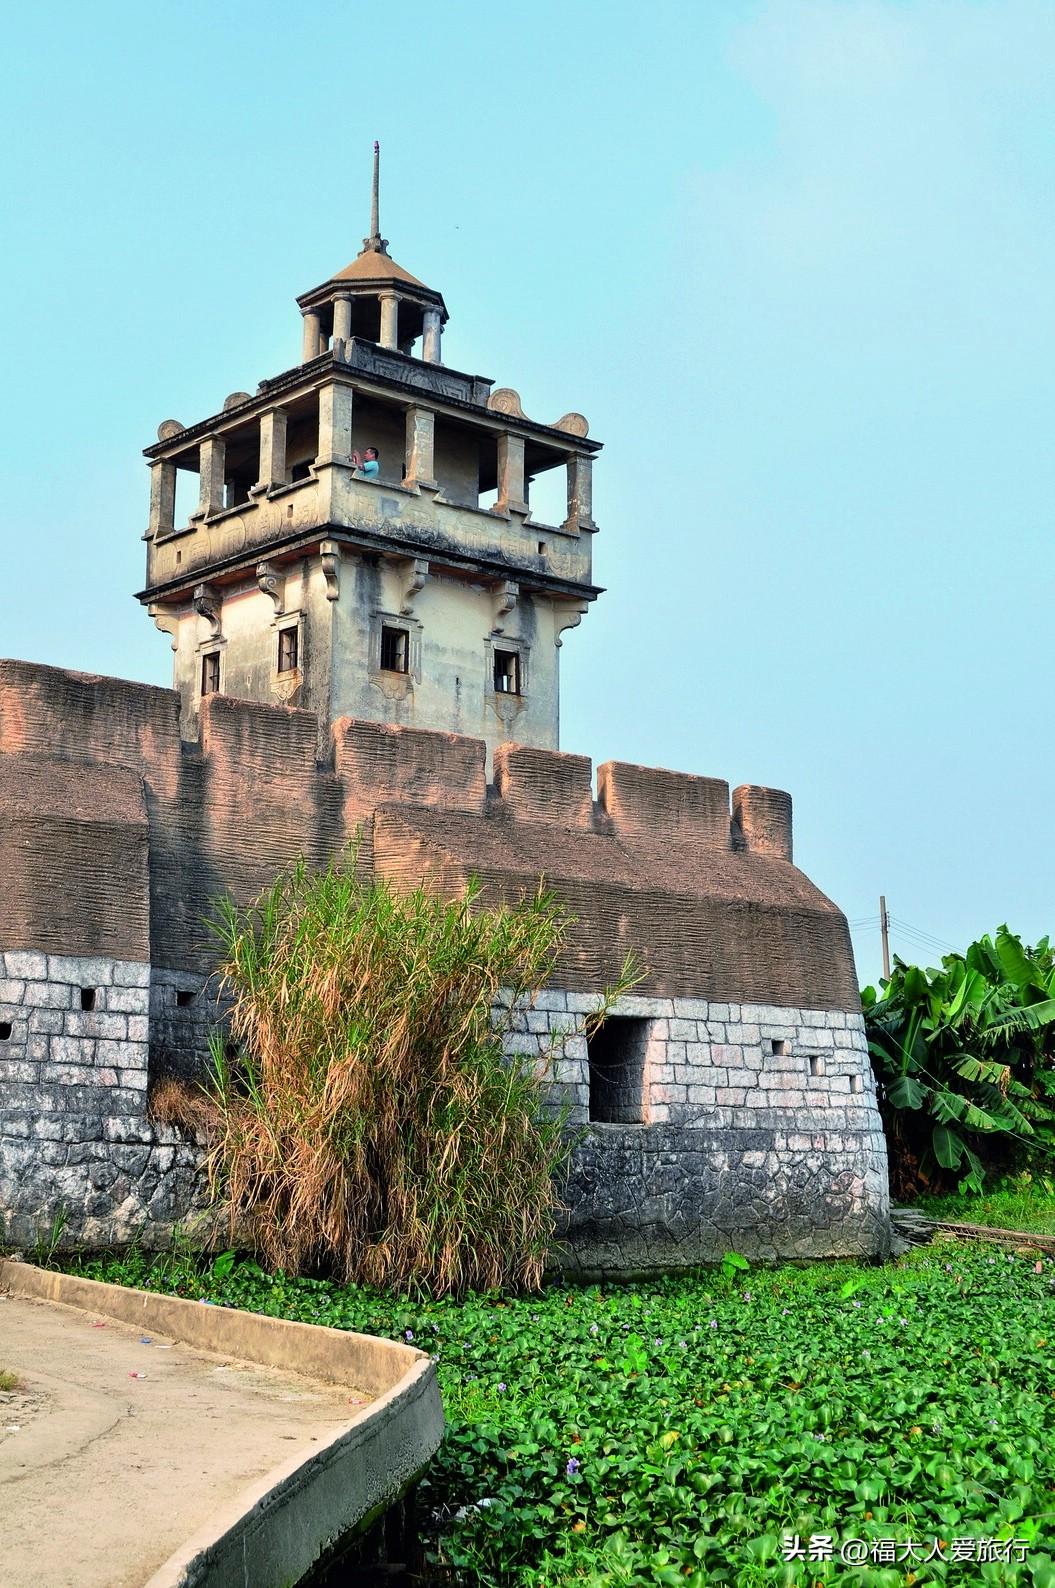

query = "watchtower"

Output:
[[139, 146, 601, 761]]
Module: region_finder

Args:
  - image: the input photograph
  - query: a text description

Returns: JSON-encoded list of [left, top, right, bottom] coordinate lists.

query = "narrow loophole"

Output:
[[809, 1055, 823, 1077], [850, 1074, 864, 1094], [0, 1022, 11, 1041], [771, 1039, 789, 1057], [176, 989, 195, 1009], [80, 987, 97, 1012]]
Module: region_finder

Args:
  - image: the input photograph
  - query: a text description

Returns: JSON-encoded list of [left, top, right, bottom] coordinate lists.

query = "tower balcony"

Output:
[[141, 351, 599, 605]]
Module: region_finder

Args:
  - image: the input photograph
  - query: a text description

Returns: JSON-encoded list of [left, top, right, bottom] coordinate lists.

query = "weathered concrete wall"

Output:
[[163, 548, 566, 765]]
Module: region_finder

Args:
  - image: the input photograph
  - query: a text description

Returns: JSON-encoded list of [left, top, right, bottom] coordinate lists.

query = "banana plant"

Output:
[[862, 927, 1055, 1196]]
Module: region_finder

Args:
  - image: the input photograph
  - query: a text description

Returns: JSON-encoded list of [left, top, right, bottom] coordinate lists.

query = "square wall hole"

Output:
[[80, 987, 97, 1012], [809, 1055, 823, 1077], [0, 1022, 11, 1041], [771, 1039, 789, 1057], [176, 989, 196, 1009], [587, 1016, 649, 1124], [850, 1074, 863, 1094]]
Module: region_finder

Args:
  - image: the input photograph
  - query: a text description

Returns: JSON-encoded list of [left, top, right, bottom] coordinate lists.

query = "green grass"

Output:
[[68, 1244, 1055, 1586], [0, 1369, 23, 1393], [917, 1174, 1055, 1237]]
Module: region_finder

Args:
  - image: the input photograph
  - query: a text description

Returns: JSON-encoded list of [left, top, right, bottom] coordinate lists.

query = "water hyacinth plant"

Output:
[[187, 855, 634, 1297]]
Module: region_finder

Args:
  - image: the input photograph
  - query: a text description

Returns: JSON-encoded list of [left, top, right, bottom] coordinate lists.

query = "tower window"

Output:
[[80, 987, 97, 1012], [201, 651, 221, 696], [0, 1023, 11, 1041], [587, 1017, 649, 1123], [277, 626, 299, 674], [494, 649, 521, 695], [380, 625, 409, 674]]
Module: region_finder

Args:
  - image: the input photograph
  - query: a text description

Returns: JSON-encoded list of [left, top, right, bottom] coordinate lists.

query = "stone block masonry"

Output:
[[506, 991, 888, 1273], [0, 952, 201, 1247], [1, 958, 887, 1266]]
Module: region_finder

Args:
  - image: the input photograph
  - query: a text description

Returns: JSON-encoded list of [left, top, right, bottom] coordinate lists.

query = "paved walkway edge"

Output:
[[1, 1261, 445, 1588]]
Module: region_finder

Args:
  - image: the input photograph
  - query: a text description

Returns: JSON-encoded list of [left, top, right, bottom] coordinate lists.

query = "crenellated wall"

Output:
[[0, 658, 887, 1262]]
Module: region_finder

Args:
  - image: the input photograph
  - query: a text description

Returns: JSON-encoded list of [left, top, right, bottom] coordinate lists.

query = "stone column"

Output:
[[404, 406, 437, 491], [379, 292, 399, 350], [495, 433, 529, 516], [253, 407, 288, 494], [332, 295, 352, 344], [301, 310, 323, 363], [315, 382, 354, 467], [148, 459, 176, 536], [565, 453, 596, 530], [422, 308, 442, 364], [197, 436, 225, 517]]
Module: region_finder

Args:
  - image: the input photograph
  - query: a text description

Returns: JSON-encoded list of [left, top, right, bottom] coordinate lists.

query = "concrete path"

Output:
[[1, 1288, 368, 1588]]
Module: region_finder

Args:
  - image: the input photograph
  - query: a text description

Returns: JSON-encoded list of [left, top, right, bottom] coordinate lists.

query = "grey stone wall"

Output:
[[1, 957, 889, 1269], [149, 967, 227, 1082], [501, 991, 889, 1272], [0, 952, 200, 1247]]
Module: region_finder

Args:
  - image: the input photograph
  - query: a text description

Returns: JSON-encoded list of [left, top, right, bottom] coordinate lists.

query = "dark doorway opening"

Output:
[[587, 1016, 649, 1123]]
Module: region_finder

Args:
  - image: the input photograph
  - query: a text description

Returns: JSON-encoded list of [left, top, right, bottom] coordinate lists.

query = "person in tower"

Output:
[[351, 446, 380, 479]]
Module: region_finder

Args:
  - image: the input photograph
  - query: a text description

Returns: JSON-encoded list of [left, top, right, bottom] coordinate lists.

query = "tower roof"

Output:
[[331, 250, 429, 290], [296, 142, 446, 320]]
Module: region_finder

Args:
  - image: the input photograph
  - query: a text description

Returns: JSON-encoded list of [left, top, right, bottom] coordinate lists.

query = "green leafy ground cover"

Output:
[[918, 1178, 1055, 1237], [69, 1244, 1055, 1586]]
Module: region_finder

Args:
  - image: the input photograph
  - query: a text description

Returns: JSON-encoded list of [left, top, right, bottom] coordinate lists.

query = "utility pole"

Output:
[[880, 895, 891, 980]]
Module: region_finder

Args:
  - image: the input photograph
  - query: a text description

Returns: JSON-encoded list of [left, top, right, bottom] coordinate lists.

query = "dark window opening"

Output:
[[290, 460, 312, 483], [176, 989, 195, 1009], [0, 1022, 11, 1041], [771, 1039, 789, 1057], [809, 1055, 822, 1077], [587, 1016, 649, 1124], [224, 474, 253, 509], [80, 987, 96, 1012], [380, 626, 409, 674], [494, 649, 521, 695], [850, 1074, 863, 1094], [201, 652, 221, 696], [277, 626, 299, 674]]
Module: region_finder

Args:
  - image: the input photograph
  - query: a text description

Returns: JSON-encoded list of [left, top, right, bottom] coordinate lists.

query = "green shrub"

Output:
[[185, 856, 632, 1296], [863, 926, 1055, 1198]]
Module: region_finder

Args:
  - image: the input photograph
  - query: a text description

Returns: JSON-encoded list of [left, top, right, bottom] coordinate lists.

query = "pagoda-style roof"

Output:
[[332, 251, 429, 290]]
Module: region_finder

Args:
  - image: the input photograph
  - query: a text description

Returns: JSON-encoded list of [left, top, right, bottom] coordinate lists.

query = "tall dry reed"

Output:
[[193, 859, 621, 1295]]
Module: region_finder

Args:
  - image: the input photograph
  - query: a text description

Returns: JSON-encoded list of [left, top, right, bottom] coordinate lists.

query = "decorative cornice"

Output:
[[319, 540, 342, 602], [255, 560, 284, 615], [192, 583, 222, 638], [400, 557, 429, 616], [148, 603, 179, 652], [493, 579, 519, 634], [554, 600, 589, 648]]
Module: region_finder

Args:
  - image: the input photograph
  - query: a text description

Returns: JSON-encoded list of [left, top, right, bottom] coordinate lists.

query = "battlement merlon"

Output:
[[0, 661, 855, 1008]]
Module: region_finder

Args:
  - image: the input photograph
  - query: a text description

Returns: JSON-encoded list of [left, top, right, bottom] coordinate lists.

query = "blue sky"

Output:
[[1, 0, 1051, 982]]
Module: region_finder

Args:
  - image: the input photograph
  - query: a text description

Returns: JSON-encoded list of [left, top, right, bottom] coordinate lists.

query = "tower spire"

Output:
[[361, 140, 389, 257]]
